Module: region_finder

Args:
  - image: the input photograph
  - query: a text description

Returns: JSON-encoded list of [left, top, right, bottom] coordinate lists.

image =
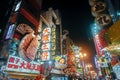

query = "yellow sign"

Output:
[[105, 20, 120, 43]]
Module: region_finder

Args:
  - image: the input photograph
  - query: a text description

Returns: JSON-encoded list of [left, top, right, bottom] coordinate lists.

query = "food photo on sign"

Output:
[[9, 23, 40, 62], [6, 21, 41, 75], [19, 31, 40, 62], [50, 55, 67, 74], [54, 55, 67, 69]]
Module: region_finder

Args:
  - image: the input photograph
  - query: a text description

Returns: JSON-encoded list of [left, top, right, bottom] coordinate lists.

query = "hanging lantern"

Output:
[[95, 14, 112, 27], [91, 2, 107, 17]]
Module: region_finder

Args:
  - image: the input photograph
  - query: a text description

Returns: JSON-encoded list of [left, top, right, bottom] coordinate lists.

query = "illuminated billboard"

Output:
[[94, 30, 108, 57], [40, 22, 57, 61], [6, 23, 41, 74], [40, 27, 51, 61]]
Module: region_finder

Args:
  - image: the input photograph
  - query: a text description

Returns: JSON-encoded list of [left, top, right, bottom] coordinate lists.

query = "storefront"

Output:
[[0, 0, 42, 79]]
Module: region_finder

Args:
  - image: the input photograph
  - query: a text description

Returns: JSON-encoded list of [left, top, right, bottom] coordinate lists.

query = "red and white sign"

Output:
[[94, 30, 107, 57], [42, 27, 51, 35], [6, 55, 41, 74], [41, 27, 52, 61], [41, 52, 50, 61], [41, 43, 51, 51], [42, 35, 51, 43]]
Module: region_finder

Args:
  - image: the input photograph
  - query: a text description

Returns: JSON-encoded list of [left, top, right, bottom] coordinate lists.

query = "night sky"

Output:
[[42, 0, 96, 66]]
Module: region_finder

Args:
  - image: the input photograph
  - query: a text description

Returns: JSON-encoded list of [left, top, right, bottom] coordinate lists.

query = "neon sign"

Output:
[[6, 55, 41, 74]]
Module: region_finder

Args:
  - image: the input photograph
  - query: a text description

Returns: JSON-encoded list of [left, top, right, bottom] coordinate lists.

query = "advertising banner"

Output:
[[94, 29, 108, 57], [6, 14, 41, 74], [40, 22, 57, 61], [54, 55, 67, 69], [6, 55, 41, 74], [40, 27, 51, 61]]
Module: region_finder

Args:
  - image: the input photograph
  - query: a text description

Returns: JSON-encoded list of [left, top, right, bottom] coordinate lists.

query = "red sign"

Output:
[[42, 35, 50, 43], [41, 52, 50, 60], [43, 28, 51, 35], [41, 43, 50, 51], [94, 30, 108, 57]]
